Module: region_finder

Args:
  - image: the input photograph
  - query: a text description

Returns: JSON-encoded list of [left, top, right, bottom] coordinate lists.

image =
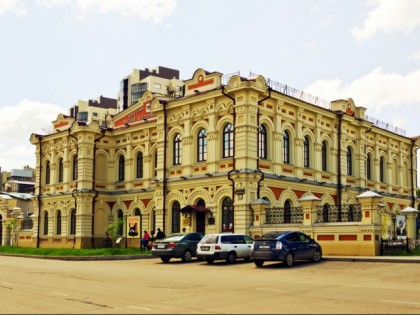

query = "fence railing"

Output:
[[265, 206, 303, 224], [315, 204, 362, 223]]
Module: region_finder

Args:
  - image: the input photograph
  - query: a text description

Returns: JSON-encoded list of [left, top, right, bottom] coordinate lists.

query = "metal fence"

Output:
[[315, 204, 362, 223], [266, 206, 303, 224]]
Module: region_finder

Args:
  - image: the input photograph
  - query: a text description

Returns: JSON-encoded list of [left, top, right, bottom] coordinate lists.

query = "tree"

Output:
[[106, 219, 123, 244], [6, 218, 19, 246]]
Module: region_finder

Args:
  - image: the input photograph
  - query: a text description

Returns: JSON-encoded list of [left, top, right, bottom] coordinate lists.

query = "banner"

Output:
[[127, 216, 140, 238]]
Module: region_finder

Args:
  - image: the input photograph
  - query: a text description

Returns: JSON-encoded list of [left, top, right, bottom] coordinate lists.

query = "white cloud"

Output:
[[0, 100, 66, 171], [0, 0, 26, 16], [36, 0, 178, 23], [304, 67, 420, 112], [408, 49, 420, 61], [352, 0, 420, 40]]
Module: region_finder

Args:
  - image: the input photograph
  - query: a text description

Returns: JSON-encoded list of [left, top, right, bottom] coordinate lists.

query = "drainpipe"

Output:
[[162, 101, 168, 234], [222, 85, 237, 233], [222, 85, 236, 203], [36, 134, 43, 248], [68, 123, 78, 248], [256, 88, 271, 198], [410, 139, 417, 208], [91, 128, 106, 248], [337, 111, 343, 221]]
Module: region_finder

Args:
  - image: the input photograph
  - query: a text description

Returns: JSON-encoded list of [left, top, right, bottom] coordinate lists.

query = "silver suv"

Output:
[[196, 233, 254, 264]]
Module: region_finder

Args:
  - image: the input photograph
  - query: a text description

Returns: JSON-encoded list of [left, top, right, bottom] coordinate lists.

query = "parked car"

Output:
[[251, 231, 322, 267], [151, 232, 204, 263], [196, 233, 254, 264]]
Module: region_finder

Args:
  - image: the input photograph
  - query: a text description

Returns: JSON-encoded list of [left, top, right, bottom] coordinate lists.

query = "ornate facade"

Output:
[[26, 68, 420, 252]]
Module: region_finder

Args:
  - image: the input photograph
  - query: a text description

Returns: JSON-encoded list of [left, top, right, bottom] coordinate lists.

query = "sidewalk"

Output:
[[323, 255, 420, 264]]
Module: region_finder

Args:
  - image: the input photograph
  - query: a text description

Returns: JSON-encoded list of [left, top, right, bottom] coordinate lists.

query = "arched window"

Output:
[[380, 157, 385, 182], [58, 158, 64, 182], [223, 124, 234, 158], [284, 200, 291, 223], [321, 141, 327, 171], [45, 161, 51, 184], [348, 205, 354, 222], [43, 211, 49, 235], [222, 197, 233, 232], [283, 130, 290, 163], [322, 204, 329, 223], [72, 157, 78, 180], [197, 129, 207, 162], [56, 210, 62, 235], [172, 201, 180, 233], [70, 209, 76, 235], [173, 133, 182, 165], [366, 154, 372, 180], [117, 210, 123, 236], [136, 152, 143, 179], [258, 124, 268, 159], [346, 147, 353, 176], [134, 208, 141, 216], [118, 156, 125, 181], [303, 136, 310, 168]]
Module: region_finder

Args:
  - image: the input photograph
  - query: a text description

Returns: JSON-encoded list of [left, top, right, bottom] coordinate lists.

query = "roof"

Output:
[[10, 169, 32, 177], [0, 192, 34, 200]]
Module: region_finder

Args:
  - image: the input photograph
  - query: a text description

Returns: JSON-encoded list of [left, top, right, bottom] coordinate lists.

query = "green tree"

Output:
[[106, 219, 123, 243], [6, 218, 19, 246]]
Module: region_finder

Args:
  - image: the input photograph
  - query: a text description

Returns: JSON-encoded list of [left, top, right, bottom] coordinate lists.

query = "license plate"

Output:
[[259, 245, 270, 249], [157, 244, 165, 249], [201, 246, 210, 251]]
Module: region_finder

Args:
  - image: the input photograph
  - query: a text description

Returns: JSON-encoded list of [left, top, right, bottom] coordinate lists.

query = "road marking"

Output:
[[380, 300, 420, 306], [51, 292, 68, 297], [127, 306, 152, 311], [1, 283, 14, 286], [256, 288, 284, 293]]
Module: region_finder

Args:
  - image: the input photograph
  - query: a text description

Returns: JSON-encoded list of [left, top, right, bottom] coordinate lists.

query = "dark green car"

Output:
[[151, 232, 204, 263]]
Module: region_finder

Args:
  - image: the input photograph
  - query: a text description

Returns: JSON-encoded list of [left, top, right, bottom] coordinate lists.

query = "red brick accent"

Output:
[[318, 235, 334, 241], [365, 211, 370, 218], [306, 213, 310, 219], [339, 235, 357, 241], [364, 235, 372, 241]]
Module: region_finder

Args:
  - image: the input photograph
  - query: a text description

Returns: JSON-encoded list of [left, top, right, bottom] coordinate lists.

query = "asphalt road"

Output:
[[0, 256, 419, 314]]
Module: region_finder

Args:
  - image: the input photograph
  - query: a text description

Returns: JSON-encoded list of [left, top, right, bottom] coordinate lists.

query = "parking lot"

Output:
[[1, 255, 420, 314]]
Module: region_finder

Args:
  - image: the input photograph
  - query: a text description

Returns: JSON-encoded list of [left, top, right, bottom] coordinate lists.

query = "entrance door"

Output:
[[196, 211, 206, 234]]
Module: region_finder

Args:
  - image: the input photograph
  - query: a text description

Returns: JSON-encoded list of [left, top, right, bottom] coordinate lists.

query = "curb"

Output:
[[0, 253, 157, 261], [323, 256, 420, 264]]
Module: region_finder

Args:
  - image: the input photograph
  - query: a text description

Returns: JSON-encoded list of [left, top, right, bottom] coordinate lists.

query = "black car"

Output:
[[151, 232, 204, 263], [251, 231, 322, 267]]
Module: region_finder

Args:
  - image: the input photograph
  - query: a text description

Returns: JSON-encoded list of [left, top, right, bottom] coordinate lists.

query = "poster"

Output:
[[127, 216, 140, 238], [396, 215, 406, 239]]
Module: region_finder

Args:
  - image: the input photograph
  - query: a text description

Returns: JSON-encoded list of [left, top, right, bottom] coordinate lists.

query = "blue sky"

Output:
[[1, 0, 420, 183]]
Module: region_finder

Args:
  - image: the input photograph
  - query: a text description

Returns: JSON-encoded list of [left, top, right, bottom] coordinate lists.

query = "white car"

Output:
[[196, 233, 254, 264]]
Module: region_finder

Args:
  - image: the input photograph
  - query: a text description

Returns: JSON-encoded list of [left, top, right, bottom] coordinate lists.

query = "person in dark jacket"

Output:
[[156, 228, 166, 240]]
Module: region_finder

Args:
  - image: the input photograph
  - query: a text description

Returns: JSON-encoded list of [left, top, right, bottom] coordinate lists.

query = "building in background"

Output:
[[118, 66, 184, 112], [1, 167, 35, 193], [25, 66, 419, 255]]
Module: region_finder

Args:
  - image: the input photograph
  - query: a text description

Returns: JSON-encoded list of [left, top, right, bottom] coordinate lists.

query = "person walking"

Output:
[[156, 228, 166, 240], [142, 230, 150, 250]]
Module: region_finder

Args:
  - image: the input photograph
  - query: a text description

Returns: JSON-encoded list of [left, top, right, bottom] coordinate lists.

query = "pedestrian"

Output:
[[156, 228, 166, 240], [142, 230, 150, 250]]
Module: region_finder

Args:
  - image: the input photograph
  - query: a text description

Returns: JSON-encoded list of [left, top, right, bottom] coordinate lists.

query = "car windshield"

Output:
[[201, 235, 219, 244], [261, 231, 288, 239]]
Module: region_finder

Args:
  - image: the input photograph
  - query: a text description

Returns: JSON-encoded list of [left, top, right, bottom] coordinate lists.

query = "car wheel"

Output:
[[160, 257, 170, 263], [254, 260, 264, 267], [285, 253, 294, 267], [226, 252, 237, 264], [182, 250, 193, 262], [206, 258, 214, 264], [312, 250, 322, 263]]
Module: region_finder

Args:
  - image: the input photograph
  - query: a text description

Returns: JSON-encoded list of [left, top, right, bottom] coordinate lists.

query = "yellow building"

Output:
[[26, 67, 420, 255]]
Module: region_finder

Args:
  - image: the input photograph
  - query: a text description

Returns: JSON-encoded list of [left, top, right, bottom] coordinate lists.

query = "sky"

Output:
[[1, 0, 420, 183]]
